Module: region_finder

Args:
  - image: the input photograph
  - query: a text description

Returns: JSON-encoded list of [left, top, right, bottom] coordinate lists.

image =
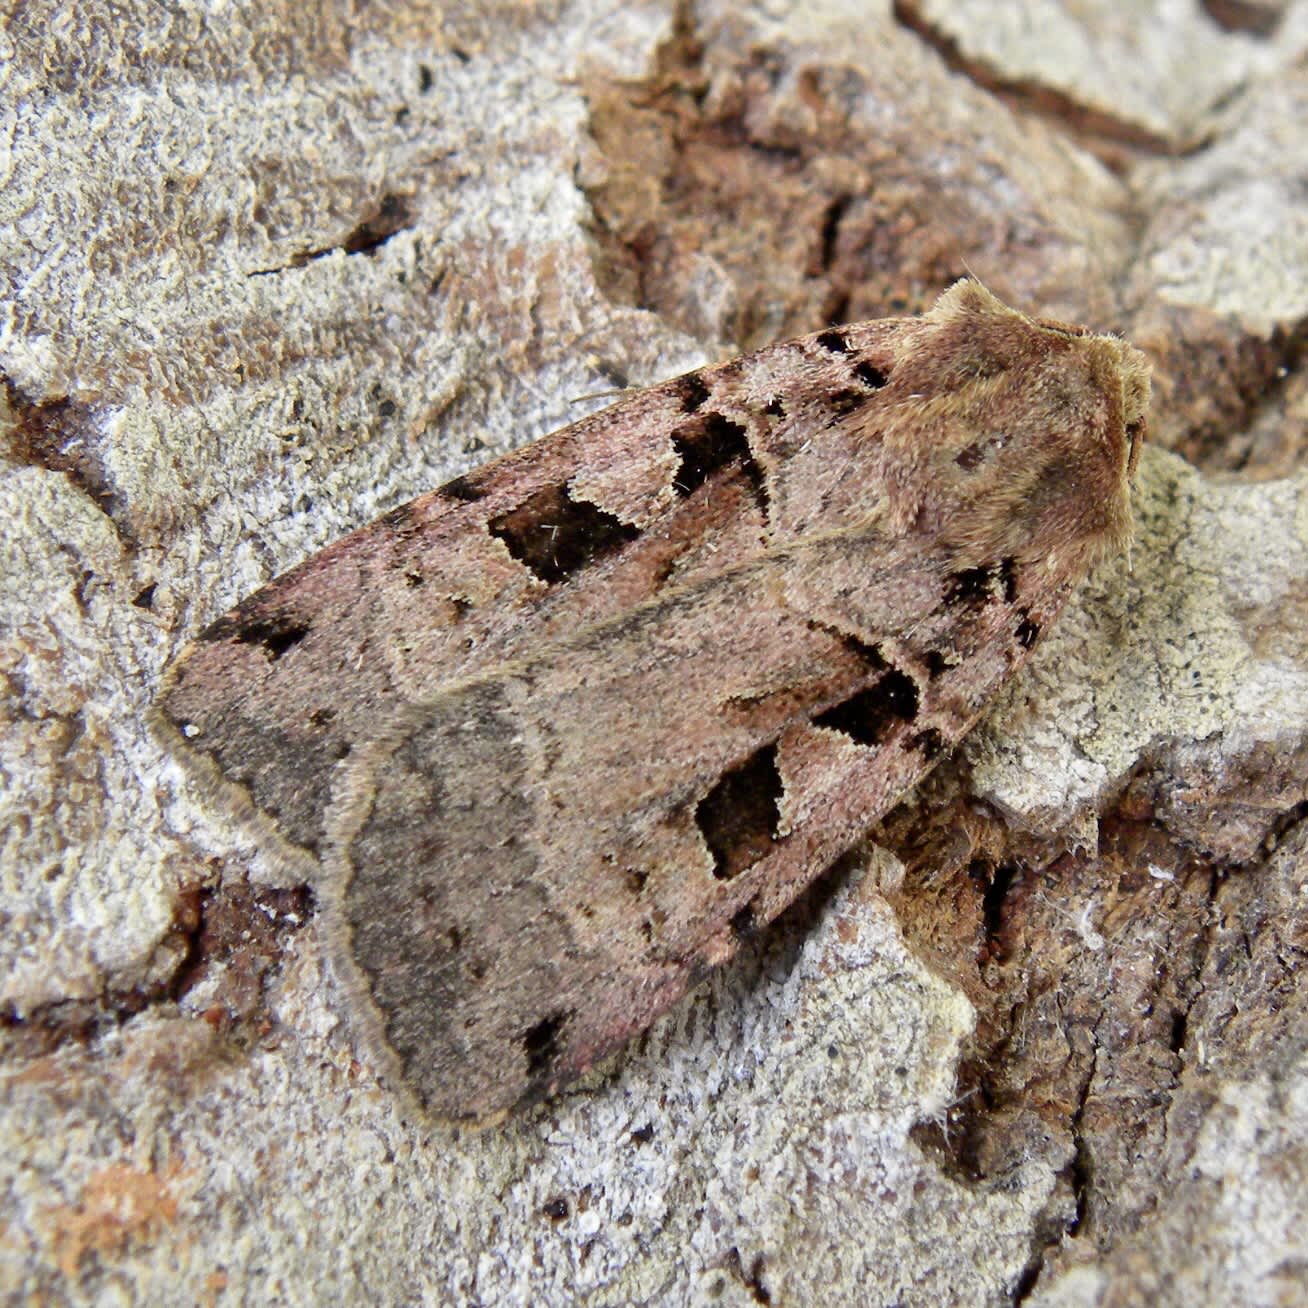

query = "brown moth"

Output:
[[156, 281, 1150, 1124]]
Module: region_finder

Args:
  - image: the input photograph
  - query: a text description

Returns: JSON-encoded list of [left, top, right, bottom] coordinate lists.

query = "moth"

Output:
[[156, 281, 1150, 1124]]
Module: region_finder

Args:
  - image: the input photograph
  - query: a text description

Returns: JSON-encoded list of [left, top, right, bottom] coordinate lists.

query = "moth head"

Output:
[[1118, 344, 1150, 480], [891, 279, 1152, 569], [1032, 306, 1151, 482]]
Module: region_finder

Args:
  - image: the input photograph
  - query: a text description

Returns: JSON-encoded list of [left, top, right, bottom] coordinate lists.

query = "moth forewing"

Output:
[[155, 280, 1150, 1123]]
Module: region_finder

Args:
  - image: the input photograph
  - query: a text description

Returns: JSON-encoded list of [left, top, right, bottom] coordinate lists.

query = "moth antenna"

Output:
[[569, 387, 634, 405]]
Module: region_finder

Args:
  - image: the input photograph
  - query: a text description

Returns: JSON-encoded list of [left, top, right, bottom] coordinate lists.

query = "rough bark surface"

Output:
[[1, 2, 1306, 1305]]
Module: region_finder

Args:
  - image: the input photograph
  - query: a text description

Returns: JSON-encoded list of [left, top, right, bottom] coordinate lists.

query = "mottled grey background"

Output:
[[2, 2, 1306, 1305]]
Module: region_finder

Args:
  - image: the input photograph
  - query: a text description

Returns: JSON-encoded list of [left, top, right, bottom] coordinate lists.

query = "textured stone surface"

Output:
[[3, 1, 1307, 1304], [896, 0, 1304, 148]]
